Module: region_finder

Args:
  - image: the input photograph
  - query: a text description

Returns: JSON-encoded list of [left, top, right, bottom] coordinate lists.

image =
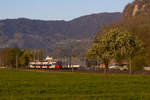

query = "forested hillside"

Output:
[[0, 12, 121, 57], [0, 12, 121, 49]]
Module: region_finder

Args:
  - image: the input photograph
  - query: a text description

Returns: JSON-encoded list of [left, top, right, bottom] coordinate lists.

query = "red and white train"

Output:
[[28, 61, 62, 69]]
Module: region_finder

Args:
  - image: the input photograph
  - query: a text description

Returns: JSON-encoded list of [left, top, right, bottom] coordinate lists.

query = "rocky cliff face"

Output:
[[123, 0, 150, 18]]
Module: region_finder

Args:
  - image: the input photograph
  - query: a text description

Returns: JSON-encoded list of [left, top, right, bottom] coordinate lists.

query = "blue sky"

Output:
[[0, 0, 133, 21]]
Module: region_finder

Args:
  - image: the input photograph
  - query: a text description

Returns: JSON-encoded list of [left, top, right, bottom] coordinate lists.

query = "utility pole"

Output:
[[0, 56, 1, 67], [68, 56, 71, 69], [16, 55, 18, 69], [38, 50, 40, 61], [33, 50, 35, 61], [71, 47, 74, 72]]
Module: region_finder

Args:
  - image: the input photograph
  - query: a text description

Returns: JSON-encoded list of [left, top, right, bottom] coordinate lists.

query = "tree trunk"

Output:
[[104, 63, 108, 79], [95, 66, 97, 71], [129, 56, 132, 74]]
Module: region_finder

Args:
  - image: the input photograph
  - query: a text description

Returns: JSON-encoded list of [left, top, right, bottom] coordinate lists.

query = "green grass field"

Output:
[[0, 70, 150, 100]]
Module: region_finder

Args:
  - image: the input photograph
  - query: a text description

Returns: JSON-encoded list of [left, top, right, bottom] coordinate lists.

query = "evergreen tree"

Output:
[[19, 50, 31, 67]]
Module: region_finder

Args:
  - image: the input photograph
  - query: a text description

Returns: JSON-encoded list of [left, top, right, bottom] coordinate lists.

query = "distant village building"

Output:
[[45, 56, 53, 62]]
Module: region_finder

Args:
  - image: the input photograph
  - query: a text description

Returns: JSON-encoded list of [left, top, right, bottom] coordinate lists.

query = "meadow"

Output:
[[0, 70, 150, 100]]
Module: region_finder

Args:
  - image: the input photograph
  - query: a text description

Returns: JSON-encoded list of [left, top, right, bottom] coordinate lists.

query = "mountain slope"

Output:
[[0, 12, 121, 49], [95, 0, 150, 64]]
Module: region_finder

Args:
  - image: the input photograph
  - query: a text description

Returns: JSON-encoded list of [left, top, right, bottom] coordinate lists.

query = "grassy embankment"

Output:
[[0, 69, 150, 100]]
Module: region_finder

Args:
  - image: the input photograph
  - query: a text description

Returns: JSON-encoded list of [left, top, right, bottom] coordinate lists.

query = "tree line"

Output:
[[0, 47, 43, 68]]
